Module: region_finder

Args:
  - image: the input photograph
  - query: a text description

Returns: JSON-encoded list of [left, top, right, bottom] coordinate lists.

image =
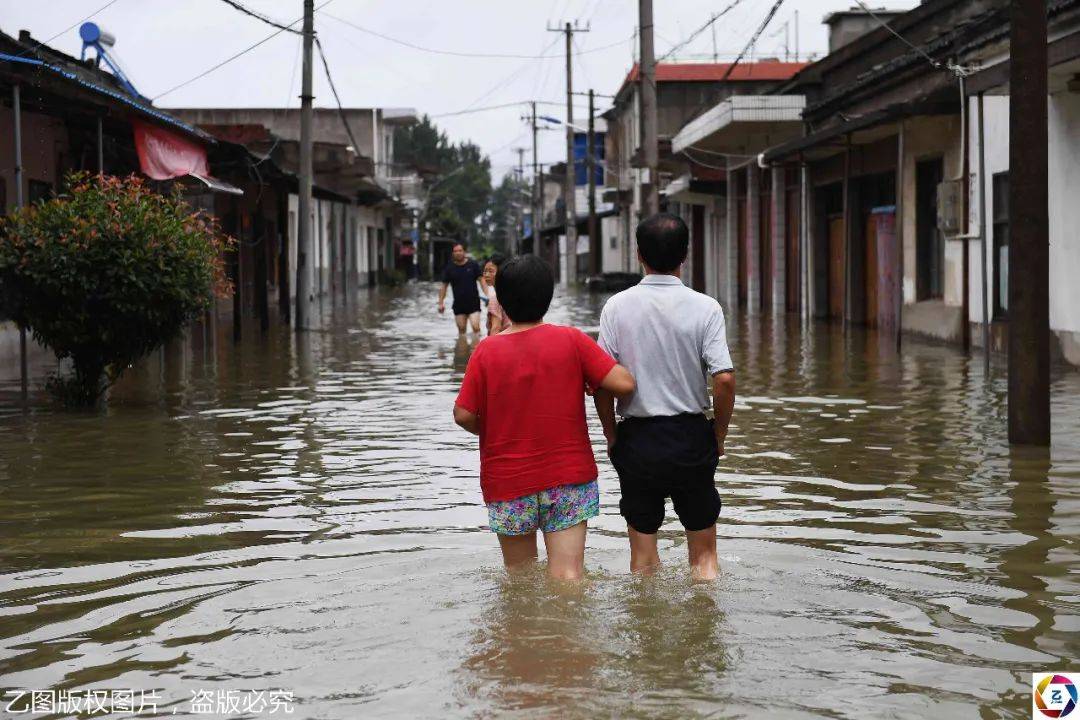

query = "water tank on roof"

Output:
[[79, 22, 115, 47]]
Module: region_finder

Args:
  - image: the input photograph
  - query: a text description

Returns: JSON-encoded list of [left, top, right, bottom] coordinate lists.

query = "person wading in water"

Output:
[[594, 213, 736, 581], [438, 242, 485, 335]]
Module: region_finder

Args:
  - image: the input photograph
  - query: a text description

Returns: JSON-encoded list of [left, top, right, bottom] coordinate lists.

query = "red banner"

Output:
[[132, 119, 209, 180]]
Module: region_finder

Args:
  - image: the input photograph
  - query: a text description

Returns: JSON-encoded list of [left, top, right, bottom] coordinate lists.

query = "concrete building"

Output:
[[669, 0, 1080, 368], [166, 107, 421, 288], [601, 60, 806, 295], [961, 0, 1080, 364]]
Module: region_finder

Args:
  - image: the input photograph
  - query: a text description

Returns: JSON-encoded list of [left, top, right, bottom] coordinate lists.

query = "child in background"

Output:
[[482, 255, 506, 336], [453, 255, 636, 580]]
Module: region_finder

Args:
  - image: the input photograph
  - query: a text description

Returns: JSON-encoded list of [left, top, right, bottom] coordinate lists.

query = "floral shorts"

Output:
[[487, 480, 600, 536]]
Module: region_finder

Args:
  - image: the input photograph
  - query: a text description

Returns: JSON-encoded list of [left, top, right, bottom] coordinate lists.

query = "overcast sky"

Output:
[[3, 0, 917, 180]]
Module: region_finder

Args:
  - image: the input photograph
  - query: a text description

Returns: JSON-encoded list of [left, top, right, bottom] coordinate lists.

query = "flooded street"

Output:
[[1, 282, 1078, 719]]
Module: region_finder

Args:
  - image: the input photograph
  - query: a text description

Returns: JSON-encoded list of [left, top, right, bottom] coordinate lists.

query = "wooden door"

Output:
[[875, 210, 898, 330], [691, 205, 706, 292], [786, 186, 800, 312], [738, 195, 747, 307], [828, 215, 844, 320], [864, 213, 879, 328], [760, 189, 772, 310]]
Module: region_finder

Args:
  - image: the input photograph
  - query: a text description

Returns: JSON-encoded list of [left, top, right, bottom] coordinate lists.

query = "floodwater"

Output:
[[1, 282, 1077, 719]]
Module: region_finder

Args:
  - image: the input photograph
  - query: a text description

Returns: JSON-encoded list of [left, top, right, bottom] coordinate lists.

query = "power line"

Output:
[[848, 0, 968, 76], [320, 11, 631, 60], [153, 0, 339, 101], [12, 0, 125, 59], [722, 0, 786, 81], [430, 101, 528, 119], [658, 0, 747, 62], [313, 38, 361, 154], [429, 99, 586, 119], [217, 0, 300, 35]]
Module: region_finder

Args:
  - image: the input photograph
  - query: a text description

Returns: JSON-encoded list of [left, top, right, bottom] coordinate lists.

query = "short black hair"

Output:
[[636, 213, 689, 272], [485, 253, 506, 268], [495, 255, 554, 323], [453, 241, 466, 251]]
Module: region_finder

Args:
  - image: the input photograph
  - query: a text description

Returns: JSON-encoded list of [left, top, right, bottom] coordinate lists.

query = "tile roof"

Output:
[[624, 61, 808, 84]]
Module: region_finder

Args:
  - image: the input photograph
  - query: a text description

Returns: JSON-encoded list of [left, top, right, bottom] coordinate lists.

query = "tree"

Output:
[[489, 173, 527, 253], [0, 174, 233, 406], [395, 116, 492, 243]]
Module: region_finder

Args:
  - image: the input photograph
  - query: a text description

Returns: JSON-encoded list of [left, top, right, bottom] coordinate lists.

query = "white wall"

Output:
[[1047, 90, 1080, 337], [899, 114, 963, 306], [966, 91, 1080, 363], [600, 215, 622, 273]]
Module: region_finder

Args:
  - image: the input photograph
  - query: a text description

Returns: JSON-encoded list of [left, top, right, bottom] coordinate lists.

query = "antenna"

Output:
[[80, 22, 143, 100]]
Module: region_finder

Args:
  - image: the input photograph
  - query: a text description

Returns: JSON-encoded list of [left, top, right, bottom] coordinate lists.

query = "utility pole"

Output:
[[13, 83, 27, 402], [529, 102, 540, 254], [295, 0, 314, 331], [549, 20, 588, 284], [1008, 0, 1049, 445], [639, 0, 660, 217], [794, 10, 800, 62], [514, 146, 526, 254], [587, 88, 600, 277]]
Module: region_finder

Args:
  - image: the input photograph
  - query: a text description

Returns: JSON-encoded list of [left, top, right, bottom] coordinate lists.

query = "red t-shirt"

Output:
[[455, 323, 617, 503]]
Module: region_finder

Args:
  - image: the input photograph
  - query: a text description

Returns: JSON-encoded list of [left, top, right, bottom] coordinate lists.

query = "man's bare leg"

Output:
[[686, 525, 718, 580], [627, 526, 661, 575], [469, 312, 481, 334], [497, 532, 538, 572], [542, 521, 587, 581], [454, 314, 467, 334]]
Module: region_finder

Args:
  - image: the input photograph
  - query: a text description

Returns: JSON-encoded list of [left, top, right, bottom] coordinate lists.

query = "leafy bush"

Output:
[[0, 173, 233, 405]]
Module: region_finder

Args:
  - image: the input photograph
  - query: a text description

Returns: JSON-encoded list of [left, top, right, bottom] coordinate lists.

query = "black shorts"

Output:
[[609, 413, 721, 534], [452, 296, 481, 316]]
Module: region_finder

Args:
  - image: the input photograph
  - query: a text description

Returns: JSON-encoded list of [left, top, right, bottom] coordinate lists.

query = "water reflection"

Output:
[[0, 282, 1077, 719]]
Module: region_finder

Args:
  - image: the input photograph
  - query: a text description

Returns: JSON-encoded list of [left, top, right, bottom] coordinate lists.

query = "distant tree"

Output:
[[489, 173, 527, 254], [395, 116, 492, 243]]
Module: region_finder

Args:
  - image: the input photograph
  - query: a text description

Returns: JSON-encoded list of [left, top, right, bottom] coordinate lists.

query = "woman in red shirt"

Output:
[[454, 255, 635, 580]]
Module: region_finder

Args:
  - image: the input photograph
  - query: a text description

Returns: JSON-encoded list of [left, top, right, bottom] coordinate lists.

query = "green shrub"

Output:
[[0, 173, 233, 405]]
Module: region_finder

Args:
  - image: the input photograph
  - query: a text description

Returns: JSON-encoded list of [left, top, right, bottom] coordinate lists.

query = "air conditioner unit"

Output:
[[937, 179, 963, 235]]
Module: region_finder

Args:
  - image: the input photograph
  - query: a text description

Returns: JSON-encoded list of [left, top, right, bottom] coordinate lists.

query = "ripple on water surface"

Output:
[[1, 284, 1078, 719]]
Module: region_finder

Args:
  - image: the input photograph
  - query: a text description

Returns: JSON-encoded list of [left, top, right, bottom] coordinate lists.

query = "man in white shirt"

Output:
[[594, 213, 736, 580]]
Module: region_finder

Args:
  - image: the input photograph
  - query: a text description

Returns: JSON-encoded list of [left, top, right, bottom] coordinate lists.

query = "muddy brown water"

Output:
[[1, 283, 1078, 719]]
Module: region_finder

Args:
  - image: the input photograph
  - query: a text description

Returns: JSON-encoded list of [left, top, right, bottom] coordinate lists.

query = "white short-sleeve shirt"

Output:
[[598, 274, 734, 418]]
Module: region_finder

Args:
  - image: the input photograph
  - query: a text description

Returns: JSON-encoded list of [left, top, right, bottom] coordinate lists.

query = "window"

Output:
[[915, 158, 945, 300], [609, 235, 617, 250], [28, 180, 53, 204], [992, 172, 1009, 319]]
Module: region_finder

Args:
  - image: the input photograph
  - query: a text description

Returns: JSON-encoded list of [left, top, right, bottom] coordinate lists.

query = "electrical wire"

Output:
[[313, 37, 361, 155], [457, 36, 562, 115], [11, 0, 125, 59], [848, 0, 969, 76], [658, 0, 747, 62], [722, 0, 786, 81], [217, 0, 300, 35], [430, 101, 531, 119], [152, 0, 340, 101], [850, 0, 939, 69], [319, 11, 631, 60]]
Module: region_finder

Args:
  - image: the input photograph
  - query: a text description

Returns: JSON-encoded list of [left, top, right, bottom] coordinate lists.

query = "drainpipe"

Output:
[[13, 84, 27, 403], [949, 71, 981, 350], [977, 92, 990, 372], [800, 159, 811, 323], [896, 121, 905, 352], [96, 115, 104, 174], [842, 134, 851, 332]]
